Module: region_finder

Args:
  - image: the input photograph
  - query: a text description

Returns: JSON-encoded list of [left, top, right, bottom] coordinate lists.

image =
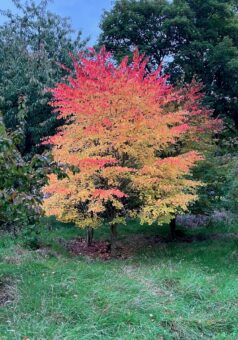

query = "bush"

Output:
[[0, 110, 48, 234]]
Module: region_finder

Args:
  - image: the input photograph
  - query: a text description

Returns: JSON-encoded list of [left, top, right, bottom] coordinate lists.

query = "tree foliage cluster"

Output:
[[0, 0, 86, 156], [0, 105, 43, 233], [43, 49, 221, 243], [99, 0, 238, 129], [99, 0, 238, 218], [0, 97, 68, 235], [0, 0, 86, 234], [1, 0, 238, 240]]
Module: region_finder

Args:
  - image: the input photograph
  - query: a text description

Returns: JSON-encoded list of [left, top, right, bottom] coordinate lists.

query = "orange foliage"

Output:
[[43, 48, 222, 227]]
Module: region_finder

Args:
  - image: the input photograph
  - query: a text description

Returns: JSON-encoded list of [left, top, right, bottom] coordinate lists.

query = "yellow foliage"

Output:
[[42, 49, 221, 229]]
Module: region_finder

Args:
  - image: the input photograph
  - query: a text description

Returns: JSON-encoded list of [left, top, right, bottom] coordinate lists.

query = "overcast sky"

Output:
[[0, 0, 114, 45]]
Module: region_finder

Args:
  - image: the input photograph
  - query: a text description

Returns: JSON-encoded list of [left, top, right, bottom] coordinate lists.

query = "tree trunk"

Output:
[[110, 224, 118, 256], [170, 218, 176, 240], [86, 227, 94, 246]]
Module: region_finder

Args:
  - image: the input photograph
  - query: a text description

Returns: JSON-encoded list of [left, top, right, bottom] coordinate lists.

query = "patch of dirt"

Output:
[[66, 234, 167, 260], [66, 237, 112, 260], [0, 277, 17, 306], [63, 231, 238, 260], [65, 233, 206, 260]]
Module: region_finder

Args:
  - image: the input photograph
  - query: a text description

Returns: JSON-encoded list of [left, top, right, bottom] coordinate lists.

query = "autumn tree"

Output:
[[43, 48, 221, 246]]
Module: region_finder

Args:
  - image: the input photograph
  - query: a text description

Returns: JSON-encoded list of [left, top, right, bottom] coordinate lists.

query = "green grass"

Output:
[[1, 219, 238, 339]]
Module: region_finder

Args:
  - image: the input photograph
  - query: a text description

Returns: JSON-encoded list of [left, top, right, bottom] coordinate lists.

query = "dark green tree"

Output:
[[0, 0, 86, 156], [99, 0, 171, 68], [0, 106, 44, 233], [99, 0, 238, 129]]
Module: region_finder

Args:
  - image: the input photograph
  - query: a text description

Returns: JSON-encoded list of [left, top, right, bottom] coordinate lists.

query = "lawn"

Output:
[[0, 220, 238, 339]]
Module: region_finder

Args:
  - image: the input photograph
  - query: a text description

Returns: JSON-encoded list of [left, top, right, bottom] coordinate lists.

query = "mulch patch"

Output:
[[65, 233, 210, 260], [65, 237, 139, 260], [63, 232, 238, 260], [66, 237, 112, 260]]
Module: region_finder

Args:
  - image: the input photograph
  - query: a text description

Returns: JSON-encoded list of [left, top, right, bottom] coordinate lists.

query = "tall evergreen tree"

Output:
[[0, 0, 86, 156]]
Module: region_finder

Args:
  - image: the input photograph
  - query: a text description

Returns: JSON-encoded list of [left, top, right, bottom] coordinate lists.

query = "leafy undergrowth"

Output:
[[1, 219, 238, 339]]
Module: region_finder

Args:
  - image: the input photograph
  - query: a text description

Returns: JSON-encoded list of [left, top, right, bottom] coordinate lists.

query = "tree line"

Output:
[[0, 0, 238, 244]]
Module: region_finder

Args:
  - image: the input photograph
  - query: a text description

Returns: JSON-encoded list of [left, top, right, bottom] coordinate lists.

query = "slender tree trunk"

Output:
[[170, 218, 176, 240], [86, 227, 94, 246], [110, 224, 118, 256]]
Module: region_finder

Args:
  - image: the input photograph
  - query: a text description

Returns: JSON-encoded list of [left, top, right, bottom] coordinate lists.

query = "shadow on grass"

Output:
[[40, 216, 238, 274]]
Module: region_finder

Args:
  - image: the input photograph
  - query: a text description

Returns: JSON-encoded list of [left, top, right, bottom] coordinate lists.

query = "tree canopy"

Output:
[[0, 0, 86, 156], [43, 48, 221, 242], [99, 0, 238, 129]]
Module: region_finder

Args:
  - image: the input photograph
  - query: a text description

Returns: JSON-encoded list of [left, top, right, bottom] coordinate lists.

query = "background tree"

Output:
[[43, 49, 220, 245], [0, 106, 44, 234], [99, 0, 171, 68], [0, 0, 86, 156], [99, 0, 238, 129], [0, 98, 67, 237]]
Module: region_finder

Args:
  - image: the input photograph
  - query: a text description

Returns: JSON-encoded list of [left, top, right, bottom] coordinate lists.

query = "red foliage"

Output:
[[43, 48, 222, 227]]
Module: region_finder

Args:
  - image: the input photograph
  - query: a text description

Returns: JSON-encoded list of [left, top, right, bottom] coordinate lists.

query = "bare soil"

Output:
[[63, 232, 238, 260], [66, 237, 112, 260]]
